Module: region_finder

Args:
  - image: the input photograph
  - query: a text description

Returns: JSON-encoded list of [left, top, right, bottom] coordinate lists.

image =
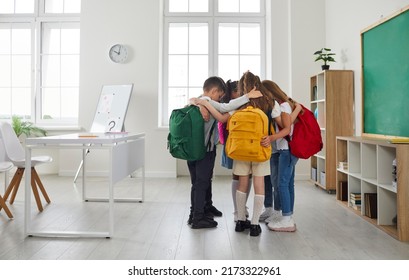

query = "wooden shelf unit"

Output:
[[310, 70, 354, 192], [336, 136, 409, 241]]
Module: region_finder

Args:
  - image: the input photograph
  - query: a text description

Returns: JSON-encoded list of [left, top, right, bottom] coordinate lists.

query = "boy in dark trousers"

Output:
[[188, 76, 261, 229]]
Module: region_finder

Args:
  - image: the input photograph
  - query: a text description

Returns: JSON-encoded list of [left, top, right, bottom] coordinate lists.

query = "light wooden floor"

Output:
[[0, 175, 408, 260]]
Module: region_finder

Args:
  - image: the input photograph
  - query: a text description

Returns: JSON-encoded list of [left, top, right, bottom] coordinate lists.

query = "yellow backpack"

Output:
[[225, 106, 274, 162]]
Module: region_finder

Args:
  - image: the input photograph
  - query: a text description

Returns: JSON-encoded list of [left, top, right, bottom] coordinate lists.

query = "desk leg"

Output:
[[24, 146, 32, 236], [142, 165, 145, 202], [109, 147, 114, 237], [82, 146, 86, 201]]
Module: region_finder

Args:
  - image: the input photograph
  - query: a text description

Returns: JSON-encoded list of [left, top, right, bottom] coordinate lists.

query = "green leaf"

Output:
[[11, 115, 47, 137]]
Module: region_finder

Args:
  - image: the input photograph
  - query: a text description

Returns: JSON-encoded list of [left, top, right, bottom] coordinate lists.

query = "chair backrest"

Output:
[[0, 122, 25, 162], [0, 139, 7, 162]]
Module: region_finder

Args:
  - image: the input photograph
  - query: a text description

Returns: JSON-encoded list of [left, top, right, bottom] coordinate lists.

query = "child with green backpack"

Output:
[[194, 71, 278, 236], [185, 76, 262, 229]]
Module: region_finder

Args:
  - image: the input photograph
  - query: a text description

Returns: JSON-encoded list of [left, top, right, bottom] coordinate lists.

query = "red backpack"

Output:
[[289, 104, 323, 159]]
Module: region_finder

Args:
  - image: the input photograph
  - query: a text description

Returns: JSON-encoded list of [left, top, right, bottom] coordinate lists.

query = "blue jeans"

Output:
[[264, 153, 279, 209], [271, 153, 280, 211], [277, 149, 298, 216]]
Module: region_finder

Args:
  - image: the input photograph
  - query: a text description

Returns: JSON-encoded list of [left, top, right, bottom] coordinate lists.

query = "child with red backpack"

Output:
[[261, 80, 302, 232]]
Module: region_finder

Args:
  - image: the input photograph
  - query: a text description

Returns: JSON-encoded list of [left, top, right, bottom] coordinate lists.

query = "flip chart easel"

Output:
[[74, 84, 133, 183], [90, 84, 133, 133]]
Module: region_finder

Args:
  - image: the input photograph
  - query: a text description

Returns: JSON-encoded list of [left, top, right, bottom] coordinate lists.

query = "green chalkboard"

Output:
[[362, 6, 409, 138]]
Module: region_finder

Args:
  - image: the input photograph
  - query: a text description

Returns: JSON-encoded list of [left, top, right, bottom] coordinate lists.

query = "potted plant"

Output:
[[12, 116, 47, 138], [314, 48, 336, 70]]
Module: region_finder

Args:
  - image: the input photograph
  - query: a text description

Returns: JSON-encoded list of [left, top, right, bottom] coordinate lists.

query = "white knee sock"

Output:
[[236, 190, 247, 221], [251, 194, 265, 225], [231, 179, 239, 212]]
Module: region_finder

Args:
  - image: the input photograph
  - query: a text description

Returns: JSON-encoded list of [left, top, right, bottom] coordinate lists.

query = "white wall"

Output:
[[54, 0, 409, 179], [69, 0, 176, 177]]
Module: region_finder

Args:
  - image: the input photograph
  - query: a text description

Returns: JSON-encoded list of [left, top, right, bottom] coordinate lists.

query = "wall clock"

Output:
[[109, 44, 128, 63]]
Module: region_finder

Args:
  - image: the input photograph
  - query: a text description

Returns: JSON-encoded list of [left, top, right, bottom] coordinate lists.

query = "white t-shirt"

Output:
[[271, 101, 281, 119], [276, 102, 293, 150], [270, 101, 281, 153]]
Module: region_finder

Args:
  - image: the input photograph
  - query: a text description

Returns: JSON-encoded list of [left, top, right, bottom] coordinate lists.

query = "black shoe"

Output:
[[235, 220, 251, 232], [191, 217, 218, 229], [250, 224, 262, 237], [187, 213, 193, 225], [206, 205, 223, 217], [205, 211, 214, 219]]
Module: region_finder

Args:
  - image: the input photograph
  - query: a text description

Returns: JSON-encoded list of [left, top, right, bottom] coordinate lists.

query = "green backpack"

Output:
[[167, 105, 214, 161]]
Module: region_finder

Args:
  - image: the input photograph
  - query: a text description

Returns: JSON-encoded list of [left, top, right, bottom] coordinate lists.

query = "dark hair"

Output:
[[238, 71, 274, 113], [203, 76, 227, 94], [220, 80, 238, 103]]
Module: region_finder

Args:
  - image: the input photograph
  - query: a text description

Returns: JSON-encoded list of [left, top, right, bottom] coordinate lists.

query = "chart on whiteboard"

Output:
[[90, 84, 133, 133]]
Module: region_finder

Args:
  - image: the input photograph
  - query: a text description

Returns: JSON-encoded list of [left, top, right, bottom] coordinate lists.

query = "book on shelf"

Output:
[[352, 204, 361, 211], [364, 193, 377, 219], [338, 161, 348, 170], [350, 199, 361, 205], [311, 167, 317, 181], [350, 192, 362, 210], [339, 181, 348, 201]]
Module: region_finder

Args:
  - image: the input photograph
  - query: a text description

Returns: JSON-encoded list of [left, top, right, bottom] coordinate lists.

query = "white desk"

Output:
[[24, 132, 145, 238]]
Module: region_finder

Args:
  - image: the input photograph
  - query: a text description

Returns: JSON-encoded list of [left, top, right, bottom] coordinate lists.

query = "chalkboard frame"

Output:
[[361, 5, 409, 140]]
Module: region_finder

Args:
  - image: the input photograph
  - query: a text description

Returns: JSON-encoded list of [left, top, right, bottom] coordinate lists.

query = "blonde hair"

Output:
[[261, 79, 297, 111], [238, 71, 274, 113]]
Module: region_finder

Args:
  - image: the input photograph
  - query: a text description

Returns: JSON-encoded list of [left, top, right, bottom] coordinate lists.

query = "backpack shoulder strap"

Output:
[[205, 120, 217, 151]]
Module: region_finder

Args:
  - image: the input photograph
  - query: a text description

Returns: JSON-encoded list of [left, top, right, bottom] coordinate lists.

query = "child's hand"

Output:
[[261, 136, 271, 147], [189, 97, 200, 105], [295, 102, 302, 112], [199, 105, 210, 121], [248, 87, 262, 98]]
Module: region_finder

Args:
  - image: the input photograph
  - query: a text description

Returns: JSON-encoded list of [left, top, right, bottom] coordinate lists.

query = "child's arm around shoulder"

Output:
[[290, 102, 302, 123], [188, 98, 211, 121], [209, 87, 262, 113], [196, 99, 230, 123]]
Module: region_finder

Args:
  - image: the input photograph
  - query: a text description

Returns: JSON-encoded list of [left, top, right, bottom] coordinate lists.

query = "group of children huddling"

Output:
[[187, 71, 302, 237]]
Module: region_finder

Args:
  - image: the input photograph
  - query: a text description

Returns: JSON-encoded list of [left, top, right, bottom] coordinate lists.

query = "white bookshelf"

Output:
[[336, 136, 409, 241]]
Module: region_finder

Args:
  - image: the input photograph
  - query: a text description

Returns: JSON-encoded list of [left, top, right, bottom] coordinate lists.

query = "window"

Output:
[[0, 23, 32, 119], [0, 0, 80, 125], [162, 0, 265, 126]]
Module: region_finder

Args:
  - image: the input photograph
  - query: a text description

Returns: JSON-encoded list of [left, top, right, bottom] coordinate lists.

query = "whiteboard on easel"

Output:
[[90, 84, 133, 132]]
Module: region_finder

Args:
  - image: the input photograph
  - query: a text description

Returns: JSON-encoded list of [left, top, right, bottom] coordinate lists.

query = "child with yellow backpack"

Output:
[[198, 71, 280, 236]]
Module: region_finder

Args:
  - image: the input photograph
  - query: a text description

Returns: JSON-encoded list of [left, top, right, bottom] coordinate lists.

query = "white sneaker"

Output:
[[267, 217, 296, 232], [259, 207, 273, 222], [265, 211, 282, 224]]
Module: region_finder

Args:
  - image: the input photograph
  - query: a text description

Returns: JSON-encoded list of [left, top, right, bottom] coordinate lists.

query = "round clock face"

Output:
[[109, 44, 128, 63]]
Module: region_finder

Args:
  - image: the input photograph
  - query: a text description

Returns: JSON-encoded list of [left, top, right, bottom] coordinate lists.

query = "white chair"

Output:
[[0, 139, 14, 219], [0, 122, 52, 212]]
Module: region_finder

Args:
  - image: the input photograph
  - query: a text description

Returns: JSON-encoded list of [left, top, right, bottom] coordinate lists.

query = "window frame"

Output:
[[35, 17, 80, 125], [0, 0, 80, 126], [161, 0, 266, 126]]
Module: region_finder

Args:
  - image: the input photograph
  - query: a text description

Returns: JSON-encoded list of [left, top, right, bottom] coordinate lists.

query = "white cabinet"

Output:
[[336, 136, 409, 241]]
